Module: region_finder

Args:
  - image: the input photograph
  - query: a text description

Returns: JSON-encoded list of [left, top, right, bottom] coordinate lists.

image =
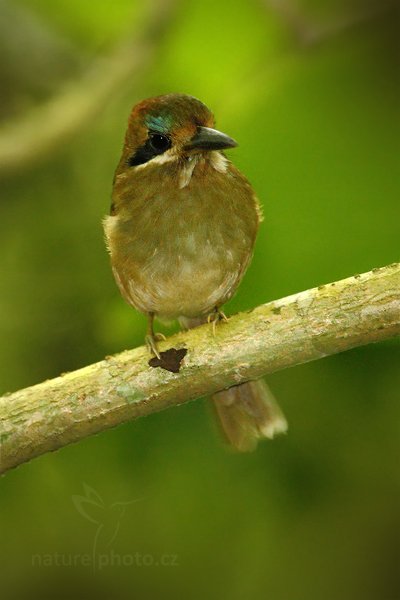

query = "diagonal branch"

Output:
[[0, 0, 178, 177], [1, 262, 399, 475], [262, 0, 396, 47]]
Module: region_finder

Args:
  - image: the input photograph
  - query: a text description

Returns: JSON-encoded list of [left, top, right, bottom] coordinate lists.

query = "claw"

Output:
[[154, 332, 166, 342], [145, 334, 161, 359], [218, 310, 229, 324], [207, 308, 229, 336]]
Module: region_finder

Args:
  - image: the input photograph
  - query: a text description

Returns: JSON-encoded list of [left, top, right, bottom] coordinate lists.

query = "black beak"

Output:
[[185, 126, 238, 151]]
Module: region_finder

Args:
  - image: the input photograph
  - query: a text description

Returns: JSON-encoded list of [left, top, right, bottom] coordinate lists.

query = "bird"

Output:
[[104, 93, 287, 451]]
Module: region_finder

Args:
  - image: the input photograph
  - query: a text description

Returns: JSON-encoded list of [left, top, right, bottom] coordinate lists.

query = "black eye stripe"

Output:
[[128, 132, 171, 167]]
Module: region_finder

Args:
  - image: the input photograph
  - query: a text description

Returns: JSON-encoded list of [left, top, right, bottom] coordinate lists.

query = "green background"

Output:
[[0, 1, 399, 598]]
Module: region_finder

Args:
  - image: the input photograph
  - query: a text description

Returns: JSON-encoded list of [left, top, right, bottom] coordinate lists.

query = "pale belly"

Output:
[[107, 217, 250, 319]]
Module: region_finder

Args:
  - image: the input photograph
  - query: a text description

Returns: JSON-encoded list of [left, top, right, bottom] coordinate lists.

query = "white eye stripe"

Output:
[[134, 149, 178, 170]]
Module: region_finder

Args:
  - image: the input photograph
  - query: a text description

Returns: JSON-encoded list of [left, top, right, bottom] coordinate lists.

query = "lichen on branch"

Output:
[[0, 262, 399, 475]]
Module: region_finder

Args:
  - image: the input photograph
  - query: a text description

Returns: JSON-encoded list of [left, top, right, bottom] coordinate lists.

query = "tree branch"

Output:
[[262, 0, 396, 47], [1, 263, 399, 475], [0, 0, 178, 177]]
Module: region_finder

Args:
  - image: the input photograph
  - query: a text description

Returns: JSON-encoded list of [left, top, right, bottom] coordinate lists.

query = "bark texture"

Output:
[[0, 262, 399, 474]]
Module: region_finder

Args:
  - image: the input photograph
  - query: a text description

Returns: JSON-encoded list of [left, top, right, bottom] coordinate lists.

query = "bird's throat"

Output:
[[179, 151, 228, 189]]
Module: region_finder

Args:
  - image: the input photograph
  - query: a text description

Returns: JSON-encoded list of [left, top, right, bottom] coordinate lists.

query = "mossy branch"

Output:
[[1, 263, 399, 475]]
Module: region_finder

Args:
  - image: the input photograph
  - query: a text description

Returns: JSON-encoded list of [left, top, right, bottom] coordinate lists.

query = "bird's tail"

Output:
[[179, 316, 288, 452], [212, 379, 287, 452]]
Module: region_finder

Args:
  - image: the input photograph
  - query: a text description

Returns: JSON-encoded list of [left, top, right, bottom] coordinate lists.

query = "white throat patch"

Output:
[[179, 155, 198, 189], [179, 151, 228, 189]]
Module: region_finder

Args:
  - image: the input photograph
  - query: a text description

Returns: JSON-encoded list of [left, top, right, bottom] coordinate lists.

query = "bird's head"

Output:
[[116, 94, 237, 174]]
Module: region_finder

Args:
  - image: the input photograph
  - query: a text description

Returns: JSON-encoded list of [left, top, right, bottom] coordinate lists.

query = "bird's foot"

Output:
[[145, 332, 166, 359], [207, 308, 229, 336]]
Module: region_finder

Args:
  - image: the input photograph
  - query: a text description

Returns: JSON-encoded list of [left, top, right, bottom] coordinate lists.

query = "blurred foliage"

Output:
[[19, 0, 141, 47], [0, 1, 399, 599]]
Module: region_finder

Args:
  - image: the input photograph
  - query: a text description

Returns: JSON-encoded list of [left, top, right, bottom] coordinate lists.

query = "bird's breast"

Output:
[[105, 158, 260, 319]]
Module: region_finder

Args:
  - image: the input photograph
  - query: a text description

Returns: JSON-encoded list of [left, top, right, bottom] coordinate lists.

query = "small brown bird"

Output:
[[104, 93, 287, 451]]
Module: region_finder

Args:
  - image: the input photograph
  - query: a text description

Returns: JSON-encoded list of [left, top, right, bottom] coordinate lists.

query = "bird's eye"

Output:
[[149, 133, 171, 153], [127, 132, 172, 167]]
